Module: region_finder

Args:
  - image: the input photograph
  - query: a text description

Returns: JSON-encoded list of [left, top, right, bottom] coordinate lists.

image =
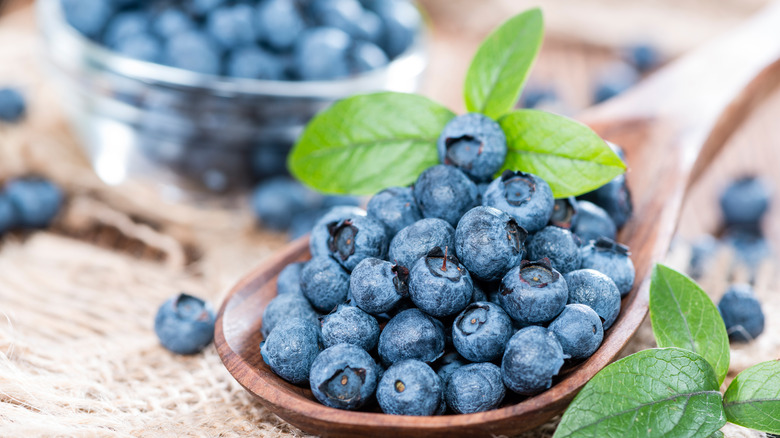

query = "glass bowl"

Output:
[[37, 0, 428, 201]]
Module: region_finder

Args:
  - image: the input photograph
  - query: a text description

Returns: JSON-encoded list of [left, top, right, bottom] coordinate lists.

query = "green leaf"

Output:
[[723, 360, 780, 434], [554, 348, 726, 438], [707, 431, 724, 438], [649, 264, 730, 385], [288, 92, 455, 195], [463, 8, 543, 119], [498, 110, 626, 198]]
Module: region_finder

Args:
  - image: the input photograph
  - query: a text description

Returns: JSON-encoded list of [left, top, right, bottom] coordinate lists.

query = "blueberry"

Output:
[[103, 12, 147, 48], [521, 84, 558, 109], [471, 281, 488, 303], [720, 176, 771, 227], [261, 293, 319, 338], [550, 197, 579, 229], [277, 262, 305, 296], [256, 0, 306, 51], [367, 186, 422, 237], [378, 308, 445, 365], [190, 0, 227, 17], [414, 165, 479, 227], [454, 206, 526, 281], [445, 363, 505, 414], [294, 27, 352, 80], [0, 87, 25, 123], [376, 359, 442, 416], [625, 43, 661, 73], [501, 326, 564, 395], [327, 215, 389, 272], [227, 46, 284, 79], [452, 302, 513, 362], [310, 0, 367, 38], [349, 257, 409, 315], [527, 226, 581, 274], [689, 235, 720, 279], [310, 206, 367, 258], [437, 113, 507, 183], [718, 284, 764, 342], [548, 304, 604, 359], [206, 5, 257, 50], [115, 34, 163, 63], [593, 62, 640, 104], [4, 178, 64, 228], [154, 293, 216, 355], [580, 237, 635, 296], [164, 31, 222, 75], [722, 226, 771, 270], [261, 317, 322, 384], [388, 218, 455, 269], [301, 256, 350, 313], [578, 174, 632, 229], [572, 200, 617, 243], [61, 0, 114, 39], [350, 41, 389, 74], [309, 343, 380, 410], [370, 0, 420, 59], [251, 177, 323, 231], [564, 269, 621, 330], [483, 171, 554, 233], [0, 196, 17, 234], [498, 259, 568, 325], [321, 304, 381, 351], [409, 247, 473, 317], [152, 8, 195, 39], [435, 351, 468, 384]]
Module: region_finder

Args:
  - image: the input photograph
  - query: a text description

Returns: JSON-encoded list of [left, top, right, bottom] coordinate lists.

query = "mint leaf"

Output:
[[723, 360, 780, 434], [498, 110, 626, 198], [649, 264, 730, 385], [554, 348, 726, 438], [288, 92, 455, 195], [463, 8, 543, 119]]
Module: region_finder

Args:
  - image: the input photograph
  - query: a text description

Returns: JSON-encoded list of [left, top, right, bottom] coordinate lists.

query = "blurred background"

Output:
[[0, 0, 777, 436]]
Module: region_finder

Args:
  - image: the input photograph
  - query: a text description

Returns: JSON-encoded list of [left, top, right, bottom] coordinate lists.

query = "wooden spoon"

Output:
[[216, 4, 780, 437]]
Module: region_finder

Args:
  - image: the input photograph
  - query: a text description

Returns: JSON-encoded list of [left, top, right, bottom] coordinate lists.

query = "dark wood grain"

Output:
[[215, 4, 780, 437]]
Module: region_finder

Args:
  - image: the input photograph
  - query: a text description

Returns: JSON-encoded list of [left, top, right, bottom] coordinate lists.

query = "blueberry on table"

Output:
[[688, 235, 720, 279], [388, 218, 455, 270], [61, 0, 114, 39], [251, 177, 323, 231], [0, 196, 17, 234], [571, 200, 617, 243], [625, 43, 661, 73], [349, 258, 409, 315], [4, 177, 64, 229], [722, 225, 771, 270], [445, 363, 505, 414], [455, 206, 527, 281], [310, 206, 367, 258], [413, 165, 479, 227], [719, 176, 771, 227], [293, 27, 352, 80], [327, 215, 389, 272], [549, 197, 579, 229], [578, 173, 633, 229], [482, 170, 554, 233], [261, 293, 319, 338], [452, 302, 513, 362], [378, 308, 445, 365], [498, 259, 568, 325], [261, 317, 322, 385], [527, 226, 581, 274], [154, 293, 216, 355], [580, 237, 635, 297], [367, 186, 422, 237], [437, 113, 507, 182], [256, 0, 306, 51], [718, 284, 765, 342], [320, 304, 381, 351], [520, 85, 558, 109], [309, 343, 380, 410], [301, 256, 350, 313], [564, 269, 621, 330], [164, 30, 222, 75], [409, 247, 473, 318], [548, 304, 604, 360], [593, 62, 640, 104], [501, 326, 565, 396], [376, 360, 442, 416], [276, 262, 305, 296], [0, 87, 26, 123]]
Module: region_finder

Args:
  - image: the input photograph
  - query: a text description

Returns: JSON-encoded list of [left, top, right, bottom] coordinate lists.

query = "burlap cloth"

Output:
[[0, 2, 778, 437]]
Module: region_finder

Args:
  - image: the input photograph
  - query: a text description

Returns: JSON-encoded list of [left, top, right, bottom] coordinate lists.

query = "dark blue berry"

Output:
[[190, 0, 227, 17], [498, 259, 568, 325], [0, 196, 17, 234], [378, 308, 445, 365], [310, 206, 367, 258], [455, 206, 527, 282], [689, 235, 719, 279], [548, 304, 604, 360], [388, 218, 455, 269], [367, 186, 422, 237], [261, 317, 322, 385], [445, 363, 505, 414], [722, 226, 771, 271], [564, 269, 621, 330], [227, 46, 285, 80], [103, 12, 147, 48], [376, 359, 442, 416], [0, 88, 26, 123], [251, 177, 323, 231], [309, 343, 380, 410], [152, 8, 195, 39], [718, 284, 764, 343], [164, 30, 222, 75], [483, 171, 554, 233], [578, 174, 632, 229], [550, 197, 579, 229], [370, 0, 420, 59], [349, 257, 408, 315], [327, 215, 389, 272], [580, 237, 635, 296], [294, 27, 351, 80], [593, 62, 639, 104], [452, 302, 513, 362], [413, 165, 479, 227], [115, 34, 163, 63], [572, 200, 617, 243], [527, 226, 581, 274], [277, 262, 304, 296], [350, 41, 389, 74], [261, 293, 319, 338], [409, 247, 473, 317], [521, 84, 558, 109], [5, 178, 64, 228], [61, 0, 114, 39], [321, 304, 381, 351], [154, 293, 216, 355], [501, 326, 564, 395], [720, 176, 771, 227], [435, 351, 468, 384], [437, 113, 507, 182], [625, 43, 661, 73], [301, 256, 350, 313], [255, 0, 306, 51], [206, 4, 257, 50]]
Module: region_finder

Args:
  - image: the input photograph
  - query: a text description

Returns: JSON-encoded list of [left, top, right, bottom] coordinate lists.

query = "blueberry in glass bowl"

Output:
[[38, 0, 428, 198]]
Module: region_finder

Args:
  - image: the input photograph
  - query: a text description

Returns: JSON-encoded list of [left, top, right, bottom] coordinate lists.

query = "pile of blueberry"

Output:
[[61, 0, 420, 81], [0, 177, 64, 235], [259, 113, 635, 415]]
